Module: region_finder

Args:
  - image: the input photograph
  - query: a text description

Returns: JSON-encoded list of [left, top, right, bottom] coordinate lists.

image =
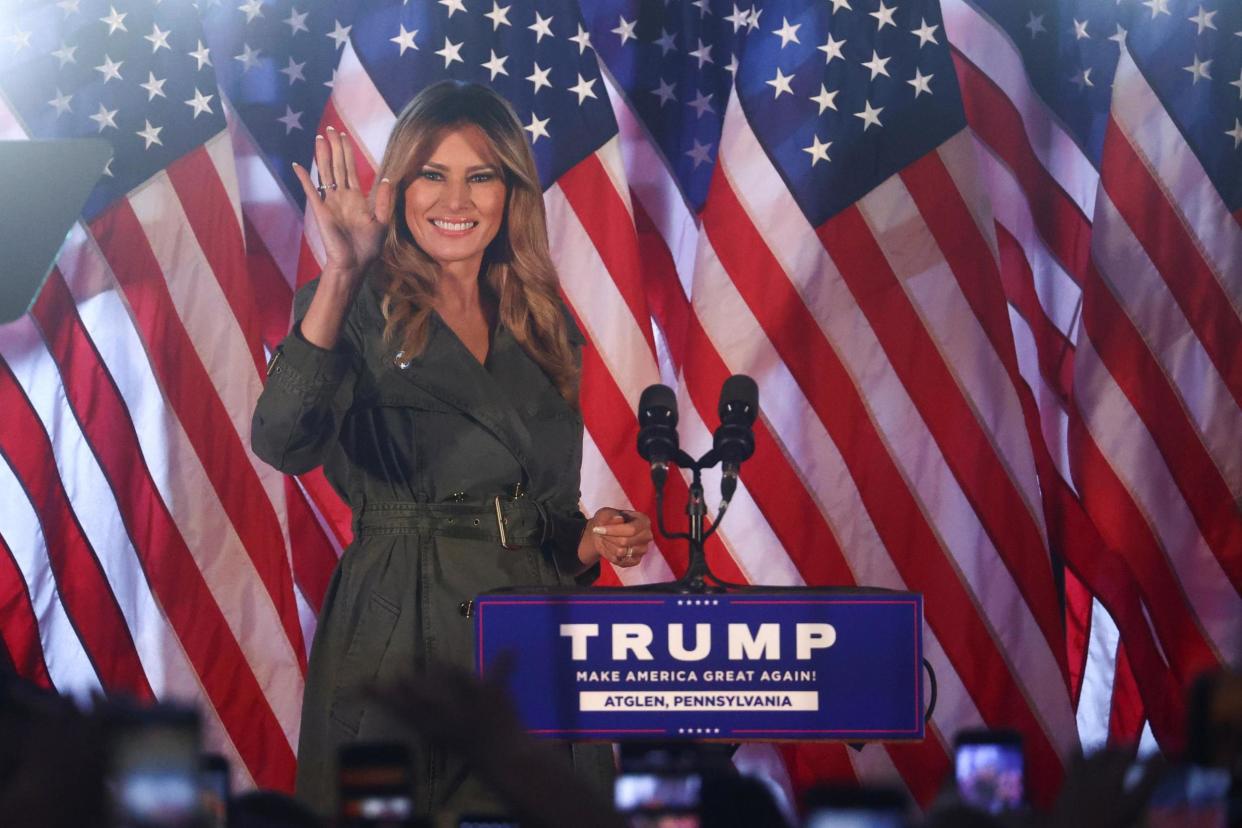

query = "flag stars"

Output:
[[569, 73, 597, 105], [51, 42, 77, 67], [818, 33, 846, 64], [277, 106, 303, 134], [285, 7, 308, 35], [100, 5, 127, 35], [436, 36, 463, 67], [238, 0, 263, 23], [612, 15, 637, 46], [523, 112, 549, 143], [189, 39, 212, 69], [391, 24, 418, 55], [1109, 24, 1127, 44], [529, 12, 554, 43], [484, 1, 511, 30], [57, 0, 80, 16], [139, 71, 167, 101], [1070, 66, 1093, 89], [746, 7, 762, 31], [1183, 55, 1212, 83], [185, 88, 214, 118], [94, 54, 123, 83], [280, 56, 306, 83], [439, 0, 467, 17], [145, 23, 171, 53], [911, 19, 939, 47], [772, 17, 801, 48], [569, 24, 592, 54], [48, 89, 73, 117], [1226, 119, 1242, 149], [830, 0, 851, 12], [908, 68, 933, 96], [1142, 0, 1170, 19], [654, 28, 677, 55], [481, 49, 508, 80], [767, 67, 794, 98], [688, 90, 714, 118], [685, 139, 713, 169], [854, 100, 883, 130], [6, 27, 32, 52], [691, 0, 711, 18], [725, 4, 750, 33], [234, 42, 261, 72], [1231, 69, 1242, 98], [90, 102, 118, 132], [326, 20, 351, 50], [652, 77, 677, 107], [689, 39, 713, 67], [810, 83, 838, 114], [136, 119, 163, 150], [1073, 19, 1090, 40], [1025, 12, 1046, 38], [803, 135, 832, 166], [527, 63, 552, 93], [861, 50, 891, 80], [1188, 6, 1216, 34], [870, 1, 897, 31]]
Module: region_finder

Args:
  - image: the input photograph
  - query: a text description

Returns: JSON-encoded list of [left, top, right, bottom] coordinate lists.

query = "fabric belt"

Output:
[[355, 498, 551, 549]]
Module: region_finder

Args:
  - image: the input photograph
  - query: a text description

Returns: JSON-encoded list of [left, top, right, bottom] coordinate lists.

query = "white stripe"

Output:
[[331, 42, 397, 163], [941, 0, 1099, 218], [1008, 305, 1074, 486], [1093, 192, 1242, 500], [1073, 333, 1241, 660], [1076, 600, 1119, 754], [1110, 48, 1242, 306]]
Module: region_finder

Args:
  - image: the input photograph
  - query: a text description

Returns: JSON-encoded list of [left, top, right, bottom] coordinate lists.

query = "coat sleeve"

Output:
[[251, 279, 362, 475]]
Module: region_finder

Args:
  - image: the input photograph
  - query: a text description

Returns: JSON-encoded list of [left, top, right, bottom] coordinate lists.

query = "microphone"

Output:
[[637, 384, 679, 489], [713, 375, 758, 503]]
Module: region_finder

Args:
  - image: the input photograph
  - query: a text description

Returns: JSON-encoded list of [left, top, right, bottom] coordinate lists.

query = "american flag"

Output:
[[0, 0, 1237, 811]]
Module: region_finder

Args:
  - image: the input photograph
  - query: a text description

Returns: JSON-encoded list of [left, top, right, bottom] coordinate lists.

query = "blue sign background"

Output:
[[475, 591, 924, 741]]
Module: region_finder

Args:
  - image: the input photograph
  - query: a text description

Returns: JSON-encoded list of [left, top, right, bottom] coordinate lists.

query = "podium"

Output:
[[475, 589, 925, 743]]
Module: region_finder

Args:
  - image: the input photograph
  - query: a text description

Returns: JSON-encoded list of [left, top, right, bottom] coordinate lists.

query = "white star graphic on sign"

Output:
[[569, 73, 597, 104], [651, 77, 676, 107], [911, 19, 939, 47], [95, 55, 123, 83], [569, 24, 592, 53], [90, 102, 118, 132], [1025, 12, 1046, 37], [1188, 6, 1217, 34], [48, 89, 73, 116], [136, 119, 163, 150], [234, 42, 261, 72], [688, 90, 714, 118], [689, 38, 713, 67], [391, 24, 418, 55], [1073, 19, 1090, 40], [145, 23, 171, 52], [908, 68, 933, 96], [436, 37, 463, 67], [189, 39, 212, 69], [725, 4, 750, 33], [523, 112, 549, 143], [140, 71, 167, 100], [51, 42, 77, 66], [1109, 24, 1127, 44], [529, 12, 554, 42], [285, 7, 308, 35], [685, 139, 712, 169], [855, 100, 883, 130], [527, 63, 552, 93], [830, 0, 851, 12], [810, 83, 838, 114], [1070, 67, 1093, 89], [185, 88, 214, 118], [277, 106, 303, 134], [326, 20, 351, 49], [766, 67, 794, 98], [870, 1, 897, 30], [772, 17, 801, 48], [803, 135, 831, 166], [861, 49, 890, 80], [485, 1, 511, 29], [1184, 55, 1212, 83], [57, 0, 79, 15], [1142, 0, 1170, 19], [481, 49, 508, 79], [654, 28, 677, 55], [439, 0, 466, 17], [238, 0, 263, 23], [612, 15, 637, 45], [101, 5, 127, 35], [818, 33, 846, 63], [281, 56, 306, 83], [1226, 119, 1242, 148], [1231, 69, 1242, 98]]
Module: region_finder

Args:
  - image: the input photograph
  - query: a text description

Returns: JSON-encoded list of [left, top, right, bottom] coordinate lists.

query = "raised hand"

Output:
[[291, 126, 394, 279]]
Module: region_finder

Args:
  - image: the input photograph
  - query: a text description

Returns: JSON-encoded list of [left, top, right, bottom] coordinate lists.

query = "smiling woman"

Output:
[[252, 81, 653, 820]]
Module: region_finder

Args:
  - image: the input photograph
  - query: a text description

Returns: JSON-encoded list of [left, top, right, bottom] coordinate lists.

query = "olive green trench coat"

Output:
[[251, 278, 612, 818]]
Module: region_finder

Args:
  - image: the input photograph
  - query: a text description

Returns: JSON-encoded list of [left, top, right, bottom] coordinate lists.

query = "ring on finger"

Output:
[[316, 185, 326, 198]]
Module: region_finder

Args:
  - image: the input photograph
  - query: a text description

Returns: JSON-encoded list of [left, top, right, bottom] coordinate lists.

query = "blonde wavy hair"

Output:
[[371, 81, 578, 404]]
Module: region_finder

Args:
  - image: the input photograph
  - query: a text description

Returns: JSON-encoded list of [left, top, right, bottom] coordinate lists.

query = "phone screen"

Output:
[[1145, 764, 1229, 828], [804, 787, 907, 828], [338, 742, 415, 827], [614, 772, 702, 828], [110, 706, 203, 828], [954, 730, 1024, 814]]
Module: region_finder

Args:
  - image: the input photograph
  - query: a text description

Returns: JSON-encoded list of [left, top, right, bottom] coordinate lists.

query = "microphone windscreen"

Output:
[[718, 375, 758, 423], [639, 383, 678, 425]]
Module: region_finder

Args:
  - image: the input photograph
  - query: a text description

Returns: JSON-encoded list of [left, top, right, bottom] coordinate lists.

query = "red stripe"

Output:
[[30, 270, 298, 789], [296, 236, 321, 290], [632, 197, 690, 372], [0, 530, 54, 690], [1107, 644, 1146, 747], [1064, 568, 1092, 709], [779, 743, 859, 798], [165, 146, 265, 376], [996, 225, 1075, 403], [297, 467, 353, 548], [242, 212, 295, 349], [1100, 116, 1242, 410], [952, 51, 1092, 284], [0, 359, 153, 701], [702, 169, 1059, 803], [88, 200, 307, 672], [284, 477, 338, 612], [1080, 260, 1242, 596], [319, 99, 377, 196]]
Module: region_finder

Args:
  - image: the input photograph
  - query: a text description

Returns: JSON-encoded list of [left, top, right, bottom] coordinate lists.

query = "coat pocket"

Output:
[[329, 591, 401, 736]]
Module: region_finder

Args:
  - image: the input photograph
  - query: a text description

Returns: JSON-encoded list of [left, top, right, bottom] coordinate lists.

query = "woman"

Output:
[[252, 81, 653, 818]]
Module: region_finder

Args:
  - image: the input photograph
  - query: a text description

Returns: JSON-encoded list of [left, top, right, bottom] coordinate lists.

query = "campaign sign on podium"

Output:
[[474, 591, 924, 741]]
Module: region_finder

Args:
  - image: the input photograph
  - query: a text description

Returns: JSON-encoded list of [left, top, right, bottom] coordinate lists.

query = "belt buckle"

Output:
[[494, 496, 513, 550]]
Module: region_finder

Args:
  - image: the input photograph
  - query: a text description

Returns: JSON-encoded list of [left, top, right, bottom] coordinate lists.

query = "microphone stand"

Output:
[[655, 448, 729, 593]]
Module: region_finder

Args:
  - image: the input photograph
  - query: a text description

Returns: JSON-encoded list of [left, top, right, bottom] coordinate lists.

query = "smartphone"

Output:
[[614, 771, 702, 828], [954, 728, 1024, 814], [1145, 764, 1229, 828], [200, 753, 229, 828], [108, 704, 203, 828], [803, 786, 907, 828], [338, 742, 416, 827]]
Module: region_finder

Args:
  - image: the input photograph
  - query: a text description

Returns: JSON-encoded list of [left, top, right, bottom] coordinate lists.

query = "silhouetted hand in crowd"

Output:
[[1041, 749, 1165, 828]]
